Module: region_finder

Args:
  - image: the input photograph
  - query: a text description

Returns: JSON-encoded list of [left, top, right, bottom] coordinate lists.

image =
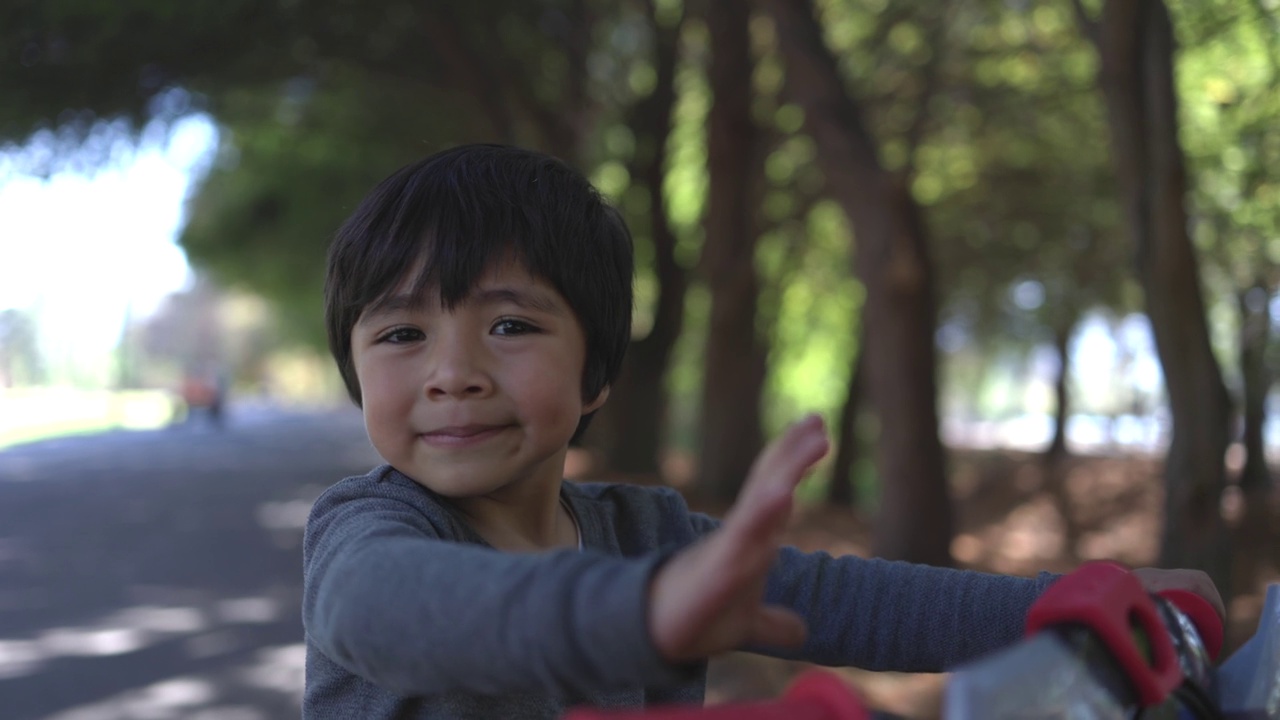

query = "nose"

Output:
[[423, 332, 493, 400]]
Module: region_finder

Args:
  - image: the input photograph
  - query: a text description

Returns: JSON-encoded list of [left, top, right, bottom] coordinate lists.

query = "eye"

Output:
[[492, 318, 538, 336], [376, 327, 424, 344]]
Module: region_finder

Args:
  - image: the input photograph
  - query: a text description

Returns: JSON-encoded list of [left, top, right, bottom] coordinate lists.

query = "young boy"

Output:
[[303, 144, 1223, 718]]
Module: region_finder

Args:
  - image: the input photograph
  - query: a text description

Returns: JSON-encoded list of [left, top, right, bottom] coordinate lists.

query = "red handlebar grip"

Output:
[[1024, 560, 1182, 706], [1157, 588, 1224, 661], [562, 671, 869, 720]]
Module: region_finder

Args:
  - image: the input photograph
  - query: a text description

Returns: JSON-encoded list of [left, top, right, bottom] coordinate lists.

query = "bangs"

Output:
[[362, 228, 528, 320], [353, 155, 550, 320]]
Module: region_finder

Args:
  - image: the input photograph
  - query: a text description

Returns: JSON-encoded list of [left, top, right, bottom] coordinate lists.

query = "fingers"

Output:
[[751, 414, 830, 494], [649, 415, 828, 664], [728, 414, 830, 538]]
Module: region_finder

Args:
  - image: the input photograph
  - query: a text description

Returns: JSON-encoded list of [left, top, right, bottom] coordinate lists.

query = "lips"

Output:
[[419, 424, 509, 447]]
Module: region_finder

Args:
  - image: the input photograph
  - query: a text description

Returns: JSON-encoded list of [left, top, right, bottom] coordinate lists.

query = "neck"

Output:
[[451, 480, 576, 552]]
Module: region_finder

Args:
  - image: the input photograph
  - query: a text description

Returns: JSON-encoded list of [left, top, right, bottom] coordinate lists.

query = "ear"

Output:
[[583, 385, 610, 414]]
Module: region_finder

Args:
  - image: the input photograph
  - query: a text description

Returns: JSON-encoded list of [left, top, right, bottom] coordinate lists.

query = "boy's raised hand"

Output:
[[648, 414, 830, 665]]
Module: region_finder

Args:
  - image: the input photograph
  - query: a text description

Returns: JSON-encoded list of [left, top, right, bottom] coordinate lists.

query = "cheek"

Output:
[[509, 363, 588, 432], [357, 363, 416, 428]]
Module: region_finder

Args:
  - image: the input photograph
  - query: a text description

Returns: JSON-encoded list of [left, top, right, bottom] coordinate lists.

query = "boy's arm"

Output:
[[646, 414, 1048, 672], [757, 549, 1058, 671], [753, 556, 1224, 672], [302, 491, 691, 698], [675, 498, 1057, 672], [682, 514, 1221, 674], [643, 414, 1225, 676]]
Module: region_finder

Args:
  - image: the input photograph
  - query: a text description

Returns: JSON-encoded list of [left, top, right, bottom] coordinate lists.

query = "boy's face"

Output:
[[350, 257, 608, 498]]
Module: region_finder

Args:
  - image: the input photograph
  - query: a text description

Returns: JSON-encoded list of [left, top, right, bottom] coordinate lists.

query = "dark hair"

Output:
[[324, 144, 633, 438]]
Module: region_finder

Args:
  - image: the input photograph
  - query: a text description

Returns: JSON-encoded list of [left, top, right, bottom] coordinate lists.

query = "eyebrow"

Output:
[[471, 287, 564, 315], [359, 286, 564, 325], [361, 293, 430, 323]]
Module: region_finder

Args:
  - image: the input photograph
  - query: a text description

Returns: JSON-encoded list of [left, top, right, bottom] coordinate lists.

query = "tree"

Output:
[[765, 0, 954, 565], [827, 334, 865, 507], [1173, 0, 1280, 493], [1072, 0, 1233, 587], [694, 0, 769, 504], [589, 0, 689, 477], [915, 0, 1135, 462]]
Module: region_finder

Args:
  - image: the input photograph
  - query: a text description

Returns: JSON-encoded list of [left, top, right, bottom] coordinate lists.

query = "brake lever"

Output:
[[946, 561, 1228, 719]]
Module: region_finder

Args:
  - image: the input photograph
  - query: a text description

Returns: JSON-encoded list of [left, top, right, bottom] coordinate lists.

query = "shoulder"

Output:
[[311, 464, 424, 507], [566, 479, 684, 502], [565, 480, 689, 519], [563, 481, 711, 552], [305, 465, 470, 544]]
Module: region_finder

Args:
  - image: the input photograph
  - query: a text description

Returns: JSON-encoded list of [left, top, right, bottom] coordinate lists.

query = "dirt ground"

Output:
[[687, 449, 1280, 717]]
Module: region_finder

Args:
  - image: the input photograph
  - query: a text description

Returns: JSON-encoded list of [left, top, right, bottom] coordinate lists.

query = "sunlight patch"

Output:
[[44, 677, 218, 720], [0, 638, 44, 679], [216, 597, 279, 624], [0, 601, 261, 680], [240, 643, 306, 699], [40, 627, 148, 657], [255, 499, 312, 531]]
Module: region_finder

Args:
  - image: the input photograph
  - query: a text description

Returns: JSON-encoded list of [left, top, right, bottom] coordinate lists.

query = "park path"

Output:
[[0, 405, 380, 719]]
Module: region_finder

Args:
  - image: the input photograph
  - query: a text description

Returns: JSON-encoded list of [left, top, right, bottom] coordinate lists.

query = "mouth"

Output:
[[418, 424, 509, 447]]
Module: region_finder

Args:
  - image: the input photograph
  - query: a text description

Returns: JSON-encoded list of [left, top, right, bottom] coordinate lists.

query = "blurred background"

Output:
[[0, 0, 1277, 717]]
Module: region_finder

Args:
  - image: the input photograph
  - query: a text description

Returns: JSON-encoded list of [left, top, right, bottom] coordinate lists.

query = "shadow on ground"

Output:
[[0, 406, 379, 720]]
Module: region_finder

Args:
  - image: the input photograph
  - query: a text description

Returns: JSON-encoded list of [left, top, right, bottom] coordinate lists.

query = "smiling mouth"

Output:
[[419, 425, 508, 447]]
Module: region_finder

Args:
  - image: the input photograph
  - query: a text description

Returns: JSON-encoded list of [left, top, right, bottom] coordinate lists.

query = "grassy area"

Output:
[[0, 387, 177, 450]]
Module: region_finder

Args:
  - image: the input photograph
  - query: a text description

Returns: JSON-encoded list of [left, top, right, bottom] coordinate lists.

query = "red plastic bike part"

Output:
[[562, 670, 869, 719], [1157, 588, 1224, 661], [780, 671, 871, 720], [1024, 560, 1182, 706]]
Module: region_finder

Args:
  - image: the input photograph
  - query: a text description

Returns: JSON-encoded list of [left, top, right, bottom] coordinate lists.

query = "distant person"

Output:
[[177, 370, 226, 428], [302, 145, 1224, 718]]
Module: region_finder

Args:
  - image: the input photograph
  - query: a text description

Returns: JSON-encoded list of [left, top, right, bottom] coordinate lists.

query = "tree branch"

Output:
[[1069, 0, 1102, 49]]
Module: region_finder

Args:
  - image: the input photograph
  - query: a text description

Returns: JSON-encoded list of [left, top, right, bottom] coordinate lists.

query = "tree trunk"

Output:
[[1044, 322, 1073, 460], [765, 0, 954, 566], [828, 342, 866, 507], [1080, 0, 1232, 587], [588, 2, 686, 478], [1237, 284, 1272, 491], [1233, 283, 1274, 600], [696, 0, 767, 505]]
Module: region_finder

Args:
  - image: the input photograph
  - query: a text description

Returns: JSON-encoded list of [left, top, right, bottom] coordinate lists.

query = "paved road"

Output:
[[0, 405, 381, 719]]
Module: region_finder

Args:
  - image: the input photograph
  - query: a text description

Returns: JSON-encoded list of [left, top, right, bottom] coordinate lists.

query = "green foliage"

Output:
[[3, 0, 668, 351], [926, 0, 1135, 368], [0, 0, 300, 143], [762, 200, 863, 431], [4, 0, 1277, 448], [1173, 0, 1280, 382], [179, 80, 450, 346]]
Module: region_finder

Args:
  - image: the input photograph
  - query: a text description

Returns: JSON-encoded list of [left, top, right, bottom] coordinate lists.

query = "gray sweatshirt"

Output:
[[302, 465, 1058, 719]]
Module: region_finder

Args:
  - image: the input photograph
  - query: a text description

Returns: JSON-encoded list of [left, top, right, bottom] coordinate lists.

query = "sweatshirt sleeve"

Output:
[[302, 484, 688, 698], [683, 511, 1058, 673], [762, 548, 1059, 672]]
